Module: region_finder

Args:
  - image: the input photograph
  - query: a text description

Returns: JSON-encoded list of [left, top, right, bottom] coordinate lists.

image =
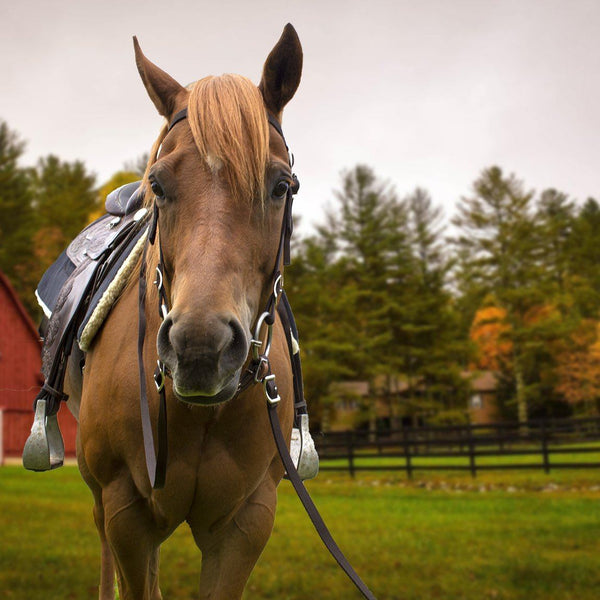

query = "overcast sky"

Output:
[[2, 0, 599, 234]]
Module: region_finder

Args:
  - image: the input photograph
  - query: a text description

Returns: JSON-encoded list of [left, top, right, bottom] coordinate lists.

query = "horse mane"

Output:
[[143, 74, 269, 205]]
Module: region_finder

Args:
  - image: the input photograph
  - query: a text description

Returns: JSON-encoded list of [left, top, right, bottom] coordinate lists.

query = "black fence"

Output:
[[314, 417, 600, 478]]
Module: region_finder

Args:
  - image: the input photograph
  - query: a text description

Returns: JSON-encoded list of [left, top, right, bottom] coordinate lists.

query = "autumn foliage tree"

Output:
[[555, 321, 600, 414], [470, 305, 512, 372]]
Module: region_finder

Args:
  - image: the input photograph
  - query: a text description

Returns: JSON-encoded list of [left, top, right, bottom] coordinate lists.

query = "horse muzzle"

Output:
[[157, 311, 249, 405]]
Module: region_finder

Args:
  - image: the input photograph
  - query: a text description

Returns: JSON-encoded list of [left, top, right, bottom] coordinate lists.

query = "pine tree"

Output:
[[452, 166, 543, 424], [567, 198, 600, 317], [286, 236, 356, 429], [399, 188, 469, 421], [0, 121, 37, 311], [536, 189, 575, 297], [317, 165, 405, 384]]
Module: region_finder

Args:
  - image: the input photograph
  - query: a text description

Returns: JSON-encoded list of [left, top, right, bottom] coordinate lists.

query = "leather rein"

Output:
[[136, 108, 377, 600]]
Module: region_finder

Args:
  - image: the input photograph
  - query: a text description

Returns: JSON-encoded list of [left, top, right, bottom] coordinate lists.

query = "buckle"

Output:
[[263, 374, 280, 405]]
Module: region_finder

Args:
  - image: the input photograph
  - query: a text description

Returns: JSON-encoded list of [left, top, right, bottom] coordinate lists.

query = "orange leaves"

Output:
[[555, 321, 600, 407], [470, 306, 512, 371]]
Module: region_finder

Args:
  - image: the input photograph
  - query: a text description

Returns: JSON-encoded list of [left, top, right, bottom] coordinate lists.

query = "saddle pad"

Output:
[[36, 203, 149, 375], [78, 227, 147, 350]]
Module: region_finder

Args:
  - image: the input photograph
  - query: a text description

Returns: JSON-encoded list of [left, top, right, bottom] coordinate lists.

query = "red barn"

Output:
[[0, 271, 77, 462]]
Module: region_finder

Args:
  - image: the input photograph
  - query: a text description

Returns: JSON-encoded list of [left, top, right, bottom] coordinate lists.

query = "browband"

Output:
[[167, 108, 189, 132], [167, 108, 290, 153]]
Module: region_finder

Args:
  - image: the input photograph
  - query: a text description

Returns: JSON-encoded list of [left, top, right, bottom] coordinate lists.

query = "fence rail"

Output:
[[314, 417, 600, 477]]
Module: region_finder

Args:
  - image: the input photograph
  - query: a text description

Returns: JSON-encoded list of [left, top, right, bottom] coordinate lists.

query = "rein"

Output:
[[136, 109, 377, 600]]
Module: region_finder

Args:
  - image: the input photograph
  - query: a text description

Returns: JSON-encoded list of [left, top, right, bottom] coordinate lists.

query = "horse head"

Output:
[[134, 25, 302, 405]]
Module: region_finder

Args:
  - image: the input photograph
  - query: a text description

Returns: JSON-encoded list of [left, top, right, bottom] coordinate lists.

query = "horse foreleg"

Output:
[[78, 444, 117, 600], [93, 502, 117, 600], [103, 489, 163, 600], [192, 477, 278, 600]]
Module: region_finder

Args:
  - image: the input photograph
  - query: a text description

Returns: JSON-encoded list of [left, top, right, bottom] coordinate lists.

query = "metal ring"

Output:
[[154, 360, 166, 392], [253, 311, 274, 358], [154, 265, 164, 290], [273, 274, 284, 300]]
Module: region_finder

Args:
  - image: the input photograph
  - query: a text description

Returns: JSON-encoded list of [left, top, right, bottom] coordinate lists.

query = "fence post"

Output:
[[347, 431, 355, 478], [468, 424, 477, 478], [541, 422, 550, 474], [402, 428, 413, 480]]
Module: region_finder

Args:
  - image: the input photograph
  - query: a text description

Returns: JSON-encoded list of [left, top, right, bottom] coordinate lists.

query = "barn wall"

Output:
[[2, 407, 77, 458], [0, 272, 77, 459]]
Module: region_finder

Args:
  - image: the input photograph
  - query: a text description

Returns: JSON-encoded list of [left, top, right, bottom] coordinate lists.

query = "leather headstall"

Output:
[[136, 108, 300, 489]]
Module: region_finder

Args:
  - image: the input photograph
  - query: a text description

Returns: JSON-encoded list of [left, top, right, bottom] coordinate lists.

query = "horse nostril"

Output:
[[159, 312, 248, 374], [228, 318, 242, 345], [220, 317, 248, 371], [157, 314, 175, 364]]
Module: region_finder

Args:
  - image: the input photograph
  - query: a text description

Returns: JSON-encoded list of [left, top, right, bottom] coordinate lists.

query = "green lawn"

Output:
[[1, 466, 600, 599]]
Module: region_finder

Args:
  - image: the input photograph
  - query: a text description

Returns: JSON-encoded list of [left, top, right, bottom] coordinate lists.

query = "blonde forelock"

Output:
[[187, 74, 269, 204]]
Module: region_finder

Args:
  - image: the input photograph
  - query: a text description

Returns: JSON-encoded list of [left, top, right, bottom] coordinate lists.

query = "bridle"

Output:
[[136, 107, 300, 489], [136, 108, 377, 600]]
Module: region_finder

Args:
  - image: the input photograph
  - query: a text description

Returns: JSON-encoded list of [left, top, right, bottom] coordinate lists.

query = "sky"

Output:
[[2, 0, 599, 234]]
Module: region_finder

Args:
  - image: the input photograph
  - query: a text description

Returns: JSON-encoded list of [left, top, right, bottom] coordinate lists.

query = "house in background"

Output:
[[0, 271, 77, 462], [325, 370, 500, 431], [467, 370, 501, 424]]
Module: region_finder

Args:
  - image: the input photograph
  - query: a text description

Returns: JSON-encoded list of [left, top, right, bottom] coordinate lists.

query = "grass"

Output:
[[1, 466, 600, 599]]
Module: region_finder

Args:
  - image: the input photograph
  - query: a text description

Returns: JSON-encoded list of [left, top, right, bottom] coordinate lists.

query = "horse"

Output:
[[66, 24, 303, 599]]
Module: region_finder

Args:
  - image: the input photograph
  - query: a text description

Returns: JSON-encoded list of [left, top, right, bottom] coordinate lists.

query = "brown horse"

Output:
[[68, 25, 303, 599]]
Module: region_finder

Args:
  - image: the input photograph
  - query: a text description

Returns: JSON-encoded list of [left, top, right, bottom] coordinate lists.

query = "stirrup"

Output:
[[22, 398, 65, 471], [287, 414, 319, 481]]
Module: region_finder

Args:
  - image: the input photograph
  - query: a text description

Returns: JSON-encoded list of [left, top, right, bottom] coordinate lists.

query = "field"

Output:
[[1, 466, 600, 599]]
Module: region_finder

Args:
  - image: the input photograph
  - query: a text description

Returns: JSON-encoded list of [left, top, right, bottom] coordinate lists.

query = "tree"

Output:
[[288, 168, 469, 430], [0, 121, 37, 311], [555, 320, 600, 414], [535, 189, 575, 295], [567, 198, 600, 317], [389, 188, 468, 423], [452, 166, 544, 424], [287, 236, 356, 429], [470, 304, 512, 371], [30, 155, 97, 278], [317, 165, 406, 383], [289, 166, 406, 430]]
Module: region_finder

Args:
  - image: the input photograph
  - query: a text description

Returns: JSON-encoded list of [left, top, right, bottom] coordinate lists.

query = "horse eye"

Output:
[[150, 180, 165, 199], [272, 180, 289, 201]]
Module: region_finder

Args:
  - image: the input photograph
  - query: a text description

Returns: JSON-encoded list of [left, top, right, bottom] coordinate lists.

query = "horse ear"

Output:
[[259, 24, 303, 119], [133, 36, 187, 118]]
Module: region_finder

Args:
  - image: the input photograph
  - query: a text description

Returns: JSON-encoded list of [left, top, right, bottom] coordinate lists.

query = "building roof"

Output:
[[0, 270, 40, 343], [467, 370, 498, 392]]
